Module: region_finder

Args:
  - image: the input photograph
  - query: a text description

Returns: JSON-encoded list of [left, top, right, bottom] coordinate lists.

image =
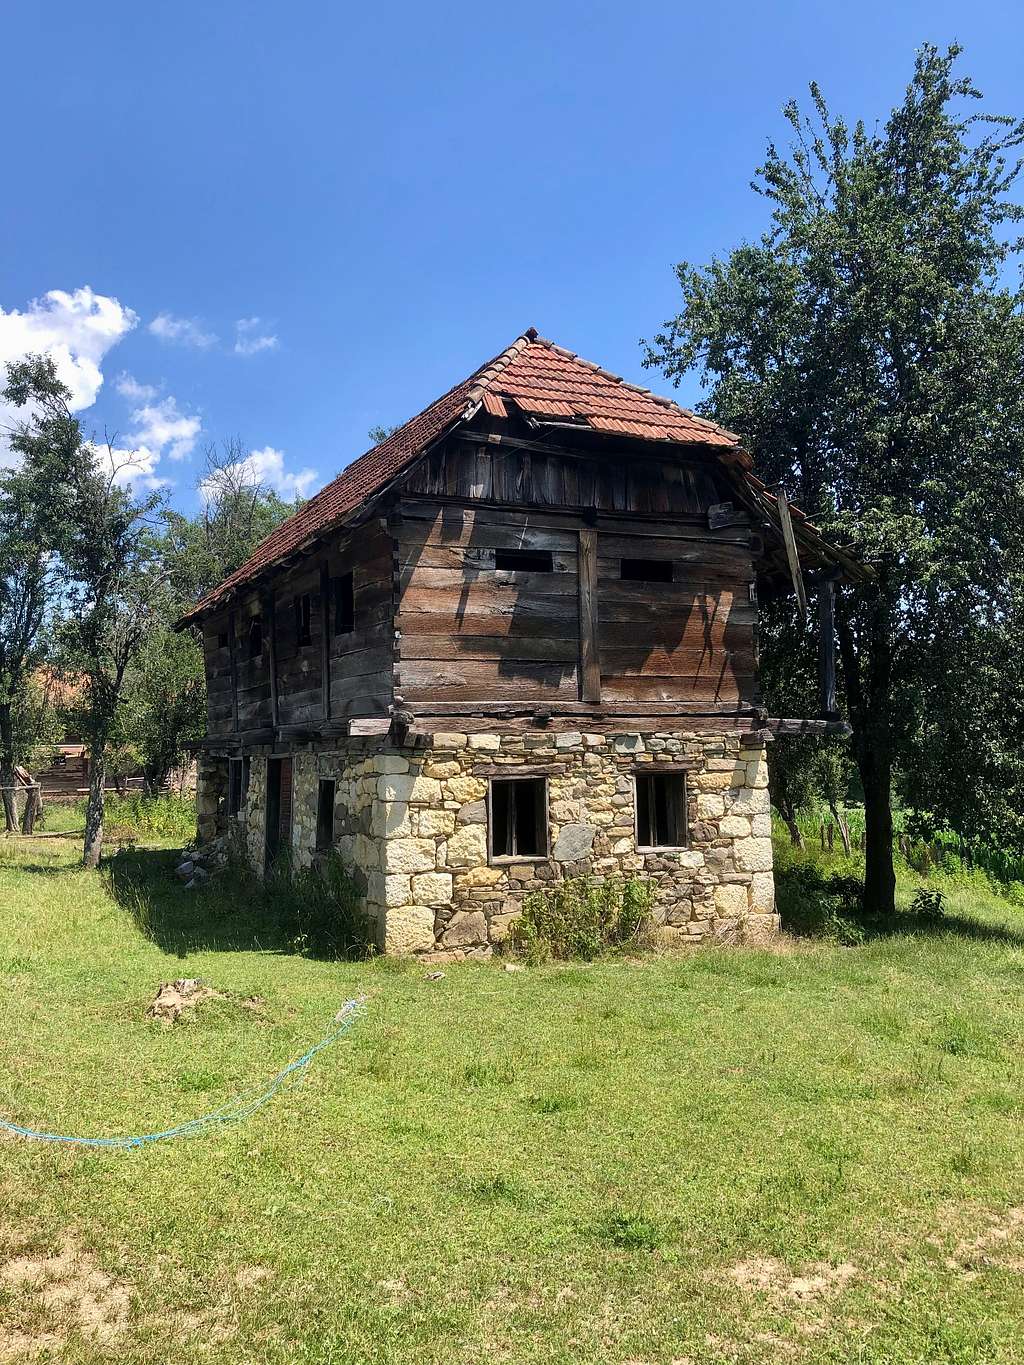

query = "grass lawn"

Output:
[[1, 835, 1023, 1363]]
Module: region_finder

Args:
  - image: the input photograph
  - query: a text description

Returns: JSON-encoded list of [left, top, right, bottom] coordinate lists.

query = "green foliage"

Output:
[[509, 876, 653, 963], [645, 43, 1024, 905], [88, 793, 198, 841], [162, 438, 299, 605], [909, 887, 947, 921], [774, 861, 867, 945], [264, 852, 374, 960]]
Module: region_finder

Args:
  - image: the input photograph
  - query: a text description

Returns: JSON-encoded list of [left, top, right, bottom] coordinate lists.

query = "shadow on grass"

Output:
[[777, 864, 1024, 948], [103, 848, 295, 958]]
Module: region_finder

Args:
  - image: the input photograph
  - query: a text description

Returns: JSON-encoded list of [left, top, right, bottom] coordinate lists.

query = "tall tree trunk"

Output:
[[0, 701, 17, 834], [84, 750, 105, 868], [836, 585, 897, 916]]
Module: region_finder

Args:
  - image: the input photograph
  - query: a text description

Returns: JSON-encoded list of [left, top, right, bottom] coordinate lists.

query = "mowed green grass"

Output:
[[1, 839, 1024, 1364]]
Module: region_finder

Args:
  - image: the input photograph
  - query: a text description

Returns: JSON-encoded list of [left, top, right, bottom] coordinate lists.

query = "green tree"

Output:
[[645, 45, 1024, 912], [0, 358, 81, 831], [5, 359, 166, 866], [163, 439, 297, 604]]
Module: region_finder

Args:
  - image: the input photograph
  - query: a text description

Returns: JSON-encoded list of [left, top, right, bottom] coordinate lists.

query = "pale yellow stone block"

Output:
[[384, 905, 435, 954], [719, 814, 752, 838], [445, 776, 488, 803], [734, 837, 774, 873], [445, 823, 489, 867], [468, 733, 501, 750], [416, 808, 457, 837], [411, 872, 453, 905], [386, 838, 438, 874], [715, 883, 749, 916]]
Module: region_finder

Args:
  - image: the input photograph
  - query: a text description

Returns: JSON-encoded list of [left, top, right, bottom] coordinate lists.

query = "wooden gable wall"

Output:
[[395, 433, 761, 715]]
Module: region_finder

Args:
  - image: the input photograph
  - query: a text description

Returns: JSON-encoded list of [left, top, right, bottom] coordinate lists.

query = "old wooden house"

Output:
[[180, 330, 858, 955]]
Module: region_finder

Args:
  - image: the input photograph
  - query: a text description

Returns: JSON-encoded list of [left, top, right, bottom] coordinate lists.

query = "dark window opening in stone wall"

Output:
[[334, 572, 355, 635], [227, 757, 250, 815], [494, 548, 554, 573], [490, 777, 547, 859], [635, 772, 687, 848], [621, 558, 673, 583], [316, 779, 336, 850]]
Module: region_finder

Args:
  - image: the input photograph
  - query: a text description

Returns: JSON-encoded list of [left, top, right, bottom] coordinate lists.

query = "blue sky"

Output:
[[1, 1, 1020, 509]]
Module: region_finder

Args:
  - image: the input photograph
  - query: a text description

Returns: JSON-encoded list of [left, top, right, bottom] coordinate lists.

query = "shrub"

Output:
[[266, 852, 374, 960], [908, 886, 946, 920], [775, 863, 867, 944], [76, 793, 197, 841], [509, 876, 653, 963]]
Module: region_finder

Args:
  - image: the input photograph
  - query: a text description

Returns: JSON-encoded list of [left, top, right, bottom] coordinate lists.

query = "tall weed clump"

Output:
[[509, 877, 653, 963], [265, 851, 374, 960]]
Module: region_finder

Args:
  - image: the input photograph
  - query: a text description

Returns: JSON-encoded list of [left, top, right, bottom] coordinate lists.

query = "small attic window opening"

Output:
[[621, 558, 673, 583], [216, 629, 229, 649], [494, 548, 554, 573], [295, 593, 312, 647]]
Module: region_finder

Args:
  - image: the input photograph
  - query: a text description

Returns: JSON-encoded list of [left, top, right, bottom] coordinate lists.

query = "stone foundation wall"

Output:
[[196, 756, 227, 844], [196, 729, 778, 956]]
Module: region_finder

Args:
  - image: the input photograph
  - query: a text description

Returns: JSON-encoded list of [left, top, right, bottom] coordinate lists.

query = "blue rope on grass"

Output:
[[0, 995, 366, 1150]]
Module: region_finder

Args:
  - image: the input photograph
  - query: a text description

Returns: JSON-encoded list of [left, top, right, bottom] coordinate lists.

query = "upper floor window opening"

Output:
[[621, 558, 673, 583], [494, 548, 554, 573]]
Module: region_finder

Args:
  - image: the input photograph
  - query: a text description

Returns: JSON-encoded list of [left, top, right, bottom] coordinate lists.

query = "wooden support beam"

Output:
[[320, 560, 332, 722], [578, 526, 601, 703], [266, 590, 280, 729], [227, 609, 239, 733], [776, 488, 808, 620], [817, 579, 838, 716]]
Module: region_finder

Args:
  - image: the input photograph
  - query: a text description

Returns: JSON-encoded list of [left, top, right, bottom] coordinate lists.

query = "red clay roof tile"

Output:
[[177, 330, 744, 624]]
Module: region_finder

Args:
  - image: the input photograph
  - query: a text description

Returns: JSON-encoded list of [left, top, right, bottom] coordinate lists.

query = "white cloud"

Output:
[[148, 312, 217, 349], [89, 440, 167, 491], [234, 317, 278, 356], [0, 286, 136, 412], [128, 395, 201, 463], [115, 371, 158, 402], [200, 444, 317, 502]]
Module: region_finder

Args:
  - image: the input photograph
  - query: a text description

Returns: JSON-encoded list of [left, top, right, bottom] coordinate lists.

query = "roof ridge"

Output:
[[522, 333, 739, 443], [463, 329, 539, 412]]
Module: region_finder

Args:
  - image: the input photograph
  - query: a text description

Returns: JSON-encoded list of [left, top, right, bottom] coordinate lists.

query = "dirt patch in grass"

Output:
[[945, 1206, 1024, 1277], [0, 1240, 130, 1355], [726, 1256, 857, 1301]]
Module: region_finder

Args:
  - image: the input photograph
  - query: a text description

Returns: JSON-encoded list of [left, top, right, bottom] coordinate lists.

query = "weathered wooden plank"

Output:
[[227, 609, 239, 733], [400, 583, 580, 621], [319, 561, 331, 721], [400, 635, 579, 663], [600, 647, 758, 675], [397, 499, 751, 543], [398, 565, 578, 595], [396, 542, 577, 573], [578, 526, 601, 703], [600, 674, 756, 703], [399, 660, 579, 699]]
